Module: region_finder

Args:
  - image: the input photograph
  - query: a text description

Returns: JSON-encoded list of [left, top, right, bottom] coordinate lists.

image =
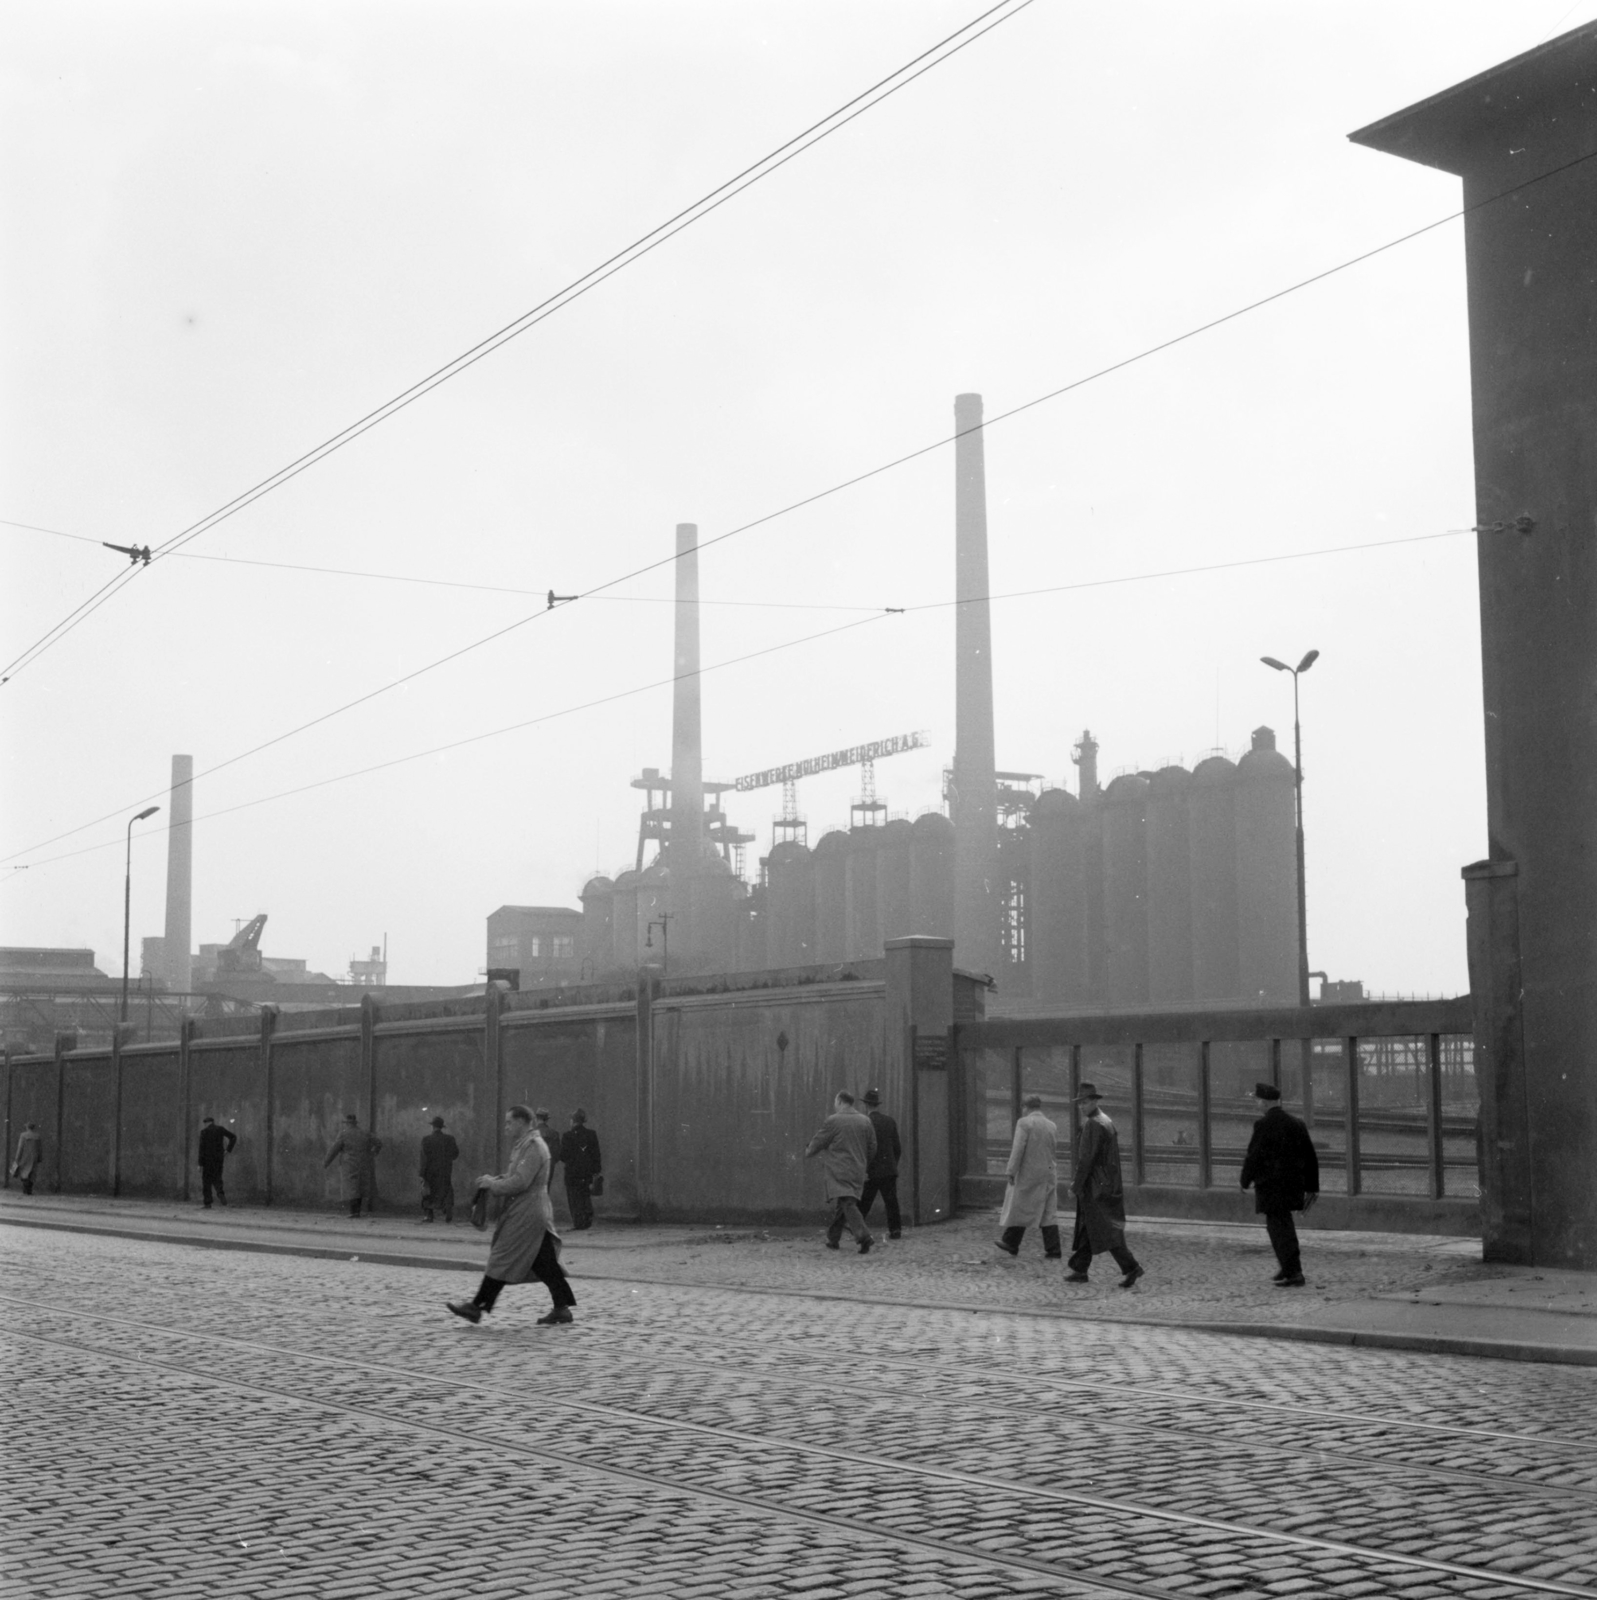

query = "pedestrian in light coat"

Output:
[[1240, 1081, 1319, 1286], [859, 1088, 903, 1239], [995, 1095, 1061, 1259], [324, 1113, 382, 1218], [419, 1116, 460, 1223], [1066, 1083, 1144, 1289], [10, 1123, 43, 1195], [804, 1090, 876, 1254], [448, 1104, 575, 1326], [197, 1117, 237, 1208]]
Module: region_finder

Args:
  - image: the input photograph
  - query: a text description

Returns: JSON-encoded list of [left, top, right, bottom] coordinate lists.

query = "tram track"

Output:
[[6, 1297, 1596, 1600]]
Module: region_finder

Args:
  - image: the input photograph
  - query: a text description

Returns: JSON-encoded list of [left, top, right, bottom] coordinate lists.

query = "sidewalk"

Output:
[[4, 1190, 1593, 1365]]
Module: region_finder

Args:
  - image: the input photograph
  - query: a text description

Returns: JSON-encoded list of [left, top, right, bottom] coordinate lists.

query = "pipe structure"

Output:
[[952, 393, 1003, 978], [162, 755, 194, 993]]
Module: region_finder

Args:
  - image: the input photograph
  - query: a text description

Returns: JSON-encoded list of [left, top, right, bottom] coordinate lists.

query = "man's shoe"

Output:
[[1271, 1269, 1289, 1282], [825, 1240, 841, 1250], [858, 1239, 873, 1255], [537, 1306, 575, 1325], [446, 1300, 482, 1324], [994, 1238, 1019, 1257], [1064, 1271, 1090, 1283], [1274, 1272, 1307, 1288], [1116, 1266, 1145, 1290], [889, 1232, 902, 1240]]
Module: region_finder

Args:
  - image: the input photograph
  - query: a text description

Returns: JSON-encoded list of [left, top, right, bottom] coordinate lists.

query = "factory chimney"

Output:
[[162, 754, 194, 992], [952, 394, 1003, 977], [669, 522, 705, 864]]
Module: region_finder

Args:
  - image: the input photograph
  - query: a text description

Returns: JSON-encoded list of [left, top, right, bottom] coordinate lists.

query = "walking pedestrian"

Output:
[[324, 1113, 382, 1218], [560, 1108, 602, 1231], [804, 1090, 876, 1254], [535, 1109, 562, 1185], [448, 1104, 576, 1326], [858, 1089, 903, 1239], [1240, 1081, 1320, 1287], [1066, 1083, 1144, 1288], [9, 1123, 43, 1195], [994, 1095, 1061, 1259], [420, 1116, 460, 1223], [196, 1116, 237, 1208]]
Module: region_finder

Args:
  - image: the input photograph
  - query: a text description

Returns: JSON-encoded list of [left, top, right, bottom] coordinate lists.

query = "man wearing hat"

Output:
[[559, 1108, 602, 1231], [324, 1112, 383, 1218], [804, 1090, 877, 1254], [1240, 1081, 1319, 1286], [995, 1094, 1061, 1259], [1066, 1083, 1143, 1288], [858, 1089, 902, 1240], [419, 1115, 460, 1224]]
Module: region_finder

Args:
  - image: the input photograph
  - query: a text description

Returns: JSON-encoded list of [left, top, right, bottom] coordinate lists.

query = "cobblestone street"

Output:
[[4, 1222, 1596, 1600]]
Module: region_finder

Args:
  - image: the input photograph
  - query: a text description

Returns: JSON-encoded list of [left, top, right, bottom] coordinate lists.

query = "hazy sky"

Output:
[[3, 1, 1589, 992]]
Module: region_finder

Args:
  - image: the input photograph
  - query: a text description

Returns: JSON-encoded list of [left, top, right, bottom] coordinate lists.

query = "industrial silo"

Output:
[[765, 841, 816, 969], [813, 830, 850, 963], [690, 860, 744, 975], [908, 811, 955, 939], [876, 818, 914, 945], [610, 869, 641, 971], [1101, 773, 1150, 1006], [845, 826, 883, 960], [579, 876, 615, 976], [737, 880, 768, 972], [1188, 756, 1240, 1001], [1234, 726, 1299, 1004], [1146, 766, 1195, 1004], [1027, 788, 1090, 1004]]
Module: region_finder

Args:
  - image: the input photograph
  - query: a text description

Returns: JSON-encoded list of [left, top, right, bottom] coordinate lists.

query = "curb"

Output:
[[5, 1212, 1591, 1368]]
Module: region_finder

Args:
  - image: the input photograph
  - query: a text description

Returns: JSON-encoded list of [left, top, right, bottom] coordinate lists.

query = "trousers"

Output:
[[1264, 1209, 1301, 1276], [201, 1170, 227, 1207], [473, 1235, 576, 1311], [1001, 1224, 1061, 1258], [565, 1173, 594, 1230], [859, 1175, 901, 1236], [1067, 1213, 1139, 1276], [423, 1177, 455, 1222], [825, 1196, 873, 1247]]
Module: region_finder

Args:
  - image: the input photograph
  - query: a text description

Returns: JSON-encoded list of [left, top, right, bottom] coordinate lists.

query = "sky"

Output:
[[3, 0, 1591, 993]]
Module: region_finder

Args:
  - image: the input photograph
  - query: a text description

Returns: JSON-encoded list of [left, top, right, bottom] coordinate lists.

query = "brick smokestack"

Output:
[[670, 522, 704, 863], [162, 754, 193, 992], [952, 394, 1002, 976]]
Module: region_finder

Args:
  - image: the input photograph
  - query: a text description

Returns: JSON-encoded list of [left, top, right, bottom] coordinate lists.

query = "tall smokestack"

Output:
[[163, 754, 193, 992], [952, 394, 1003, 976], [670, 522, 704, 864]]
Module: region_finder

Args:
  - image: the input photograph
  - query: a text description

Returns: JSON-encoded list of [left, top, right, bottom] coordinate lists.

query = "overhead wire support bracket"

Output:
[[102, 542, 152, 566]]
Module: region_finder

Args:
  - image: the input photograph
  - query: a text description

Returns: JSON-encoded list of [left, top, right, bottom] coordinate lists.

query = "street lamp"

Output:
[[644, 914, 672, 976], [122, 805, 160, 1024], [1260, 650, 1319, 1008]]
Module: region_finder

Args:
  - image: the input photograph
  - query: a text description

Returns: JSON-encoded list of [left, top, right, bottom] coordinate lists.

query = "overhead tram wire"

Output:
[[0, 0, 1037, 688], [4, 522, 1474, 876], [10, 146, 1593, 864]]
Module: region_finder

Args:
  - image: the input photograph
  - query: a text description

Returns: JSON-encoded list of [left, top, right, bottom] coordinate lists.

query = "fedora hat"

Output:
[[1075, 1082, 1103, 1102]]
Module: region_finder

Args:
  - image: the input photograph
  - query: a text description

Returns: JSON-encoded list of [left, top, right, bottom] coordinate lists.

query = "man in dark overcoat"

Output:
[[420, 1116, 460, 1223], [804, 1090, 876, 1253], [324, 1113, 382, 1218], [1240, 1081, 1319, 1286], [858, 1088, 902, 1239], [197, 1116, 237, 1208], [559, 1108, 602, 1231], [1066, 1082, 1144, 1288]]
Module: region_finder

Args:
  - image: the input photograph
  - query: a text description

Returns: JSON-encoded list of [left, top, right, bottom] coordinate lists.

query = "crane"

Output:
[[733, 731, 931, 846]]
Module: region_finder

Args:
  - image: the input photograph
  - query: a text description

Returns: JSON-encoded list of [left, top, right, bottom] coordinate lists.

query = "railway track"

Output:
[[6, 1293, 1595, 1600]]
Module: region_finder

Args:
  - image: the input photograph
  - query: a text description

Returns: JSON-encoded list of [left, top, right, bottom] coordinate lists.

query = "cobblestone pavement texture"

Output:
[[4, 1223, 1596, 1600]]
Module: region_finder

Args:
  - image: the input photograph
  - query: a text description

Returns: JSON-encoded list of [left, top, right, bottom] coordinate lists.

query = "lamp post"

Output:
[[122, 805, 161, 1024], [644, 914, 672, 976], [1260, 651, 1318, 1008]]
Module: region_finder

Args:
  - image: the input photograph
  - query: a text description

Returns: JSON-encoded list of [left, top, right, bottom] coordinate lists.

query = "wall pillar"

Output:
[[886, 936, 954, 1226]]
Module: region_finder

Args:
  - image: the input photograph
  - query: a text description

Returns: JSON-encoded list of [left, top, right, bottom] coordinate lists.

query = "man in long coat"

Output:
[[419, 1116, 459, 1223], [1067, 1082, 1144, 1288], [859, 1088, 903, 1240], [10, 1123, 43, 1195], [324, 1113, 382, 1218], [448, 1104, 575, 1325], [995, 1094, 1061, 1259], [559, 1108, 602, 1232], [1240, 1080, 1320, 1286], [197, 1116, 237, 1208], [804, 1090, 876, 1253]]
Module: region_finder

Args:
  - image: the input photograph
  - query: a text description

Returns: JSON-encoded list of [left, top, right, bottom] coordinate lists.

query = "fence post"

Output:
[[1269, 1037, 1282, 1096], [1197, 1040, 1212, 1189], [484, 986, 503, 1168], [908, 1025, 921, 1228], [262, 1007, 277, 1207], [53, 1032, 67, 1194], [1131, 1042, 1145, 1186], [1345, 1035, 1361, 1196], [360, 995, 377, 1137], [1010, 1046, 1022, 1129], [111, 1024, 124, 1197], [1427, 1031, 1444, 1200], [178, 1016, 194, 1202]]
